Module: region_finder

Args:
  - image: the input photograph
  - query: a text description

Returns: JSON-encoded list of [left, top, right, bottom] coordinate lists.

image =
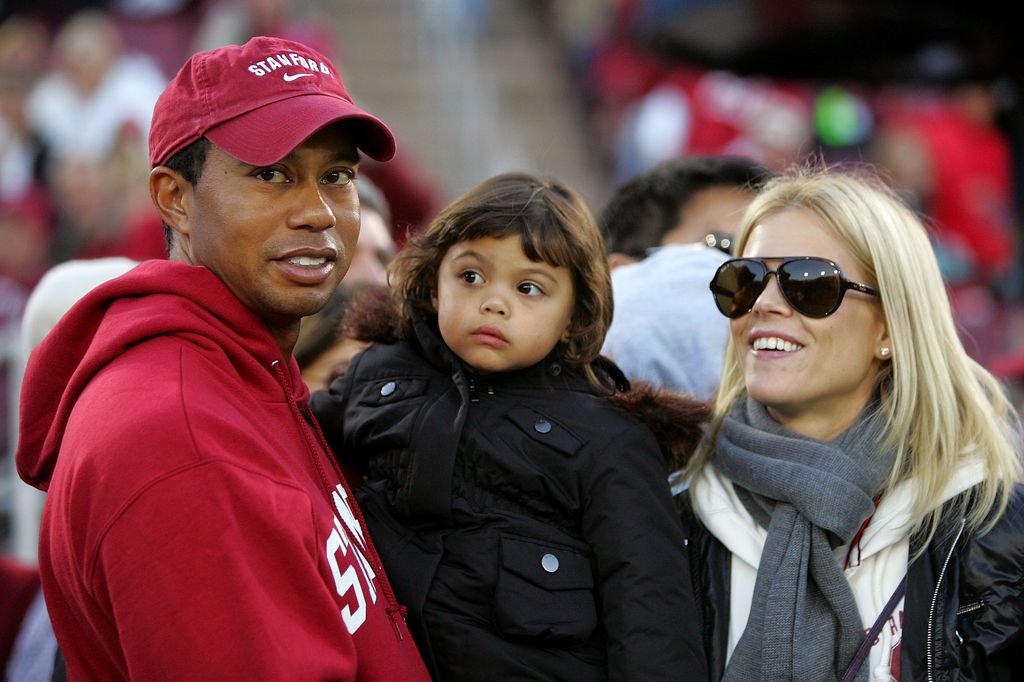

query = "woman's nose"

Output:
[[750, 273, 792, 316]]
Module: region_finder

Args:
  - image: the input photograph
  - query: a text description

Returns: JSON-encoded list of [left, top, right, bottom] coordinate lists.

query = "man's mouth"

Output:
[[275, 251, 336, 285], [287, 255, 328, 267]]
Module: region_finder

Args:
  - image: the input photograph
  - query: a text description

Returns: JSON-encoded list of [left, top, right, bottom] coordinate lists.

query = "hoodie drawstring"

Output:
[[271, 360, 407, 640]]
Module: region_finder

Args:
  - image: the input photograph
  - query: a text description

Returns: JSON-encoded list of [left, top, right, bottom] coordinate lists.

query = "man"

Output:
[[599, 156, 772, 400], [16, 36, 429, 680], [600, 155, 772, 268], [343, 177, 395, 288]]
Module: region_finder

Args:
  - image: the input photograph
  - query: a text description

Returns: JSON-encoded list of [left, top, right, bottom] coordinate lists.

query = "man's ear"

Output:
[[149, 166, 191, 239]]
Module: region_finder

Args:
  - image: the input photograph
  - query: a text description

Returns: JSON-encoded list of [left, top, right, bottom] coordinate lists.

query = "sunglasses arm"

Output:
[[846, 281, 881, 298]]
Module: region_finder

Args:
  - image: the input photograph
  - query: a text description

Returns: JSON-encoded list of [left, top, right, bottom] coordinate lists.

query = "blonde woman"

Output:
[[684, 167, 1024, 681]]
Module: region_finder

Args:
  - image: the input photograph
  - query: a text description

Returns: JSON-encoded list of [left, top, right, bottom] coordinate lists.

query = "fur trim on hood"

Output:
[[608, 381, 710, 471], [340, 284, 401, 345]]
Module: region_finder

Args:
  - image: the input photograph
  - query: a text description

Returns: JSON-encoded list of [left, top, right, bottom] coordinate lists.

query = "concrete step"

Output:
[[317, 0, 612, 209]]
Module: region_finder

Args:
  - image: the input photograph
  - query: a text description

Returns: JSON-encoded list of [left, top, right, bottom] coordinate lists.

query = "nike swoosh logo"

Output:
[[283, 73, 314, 82]]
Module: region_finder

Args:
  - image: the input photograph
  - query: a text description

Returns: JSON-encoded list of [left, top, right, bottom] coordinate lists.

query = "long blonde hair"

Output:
[[690, 166, 1022, 547]]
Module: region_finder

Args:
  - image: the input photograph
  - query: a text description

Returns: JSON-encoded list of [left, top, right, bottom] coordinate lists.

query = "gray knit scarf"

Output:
[[716, 397, 895, 682]]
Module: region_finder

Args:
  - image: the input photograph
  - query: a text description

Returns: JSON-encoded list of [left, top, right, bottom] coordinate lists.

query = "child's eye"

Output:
[[518, 282, 544, 296], [460, 270, 482, 284]]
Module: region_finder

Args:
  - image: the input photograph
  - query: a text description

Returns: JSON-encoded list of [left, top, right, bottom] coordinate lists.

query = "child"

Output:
[[312, 172, 709, 680]]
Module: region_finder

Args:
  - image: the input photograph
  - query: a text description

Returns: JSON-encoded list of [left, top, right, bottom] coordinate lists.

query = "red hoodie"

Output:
[[16, 260, 429, 681]]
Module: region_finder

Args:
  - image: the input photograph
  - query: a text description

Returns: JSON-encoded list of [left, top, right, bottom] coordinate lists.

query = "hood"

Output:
[[607, 381, 711, 471], [342, 283, 711, 471], [16, 259, 307, 490]]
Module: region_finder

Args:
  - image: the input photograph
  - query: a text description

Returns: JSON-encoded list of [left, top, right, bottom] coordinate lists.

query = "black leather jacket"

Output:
[[312, 311, 708, 681], [679, 485, 1024, 681]]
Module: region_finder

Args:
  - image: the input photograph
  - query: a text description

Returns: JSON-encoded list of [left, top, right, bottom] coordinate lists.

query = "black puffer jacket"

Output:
[[312, 309, 709, 681], [679, 485, 1024, 681]]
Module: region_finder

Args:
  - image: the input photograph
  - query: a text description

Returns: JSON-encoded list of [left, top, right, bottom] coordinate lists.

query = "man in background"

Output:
[[601, 156, 772, 399]]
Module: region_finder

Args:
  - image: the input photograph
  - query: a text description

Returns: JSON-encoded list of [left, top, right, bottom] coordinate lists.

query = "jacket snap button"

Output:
[[380, 381, 396, 397], [541, 553, 559, 573], [534, 419, 552, 434]]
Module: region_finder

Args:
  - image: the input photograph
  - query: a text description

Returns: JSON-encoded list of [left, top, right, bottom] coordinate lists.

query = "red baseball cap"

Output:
[[149, 36, 395, 167]]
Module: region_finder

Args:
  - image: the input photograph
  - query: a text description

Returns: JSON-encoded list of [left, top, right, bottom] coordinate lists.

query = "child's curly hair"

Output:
[[390, 172, 613, 369]]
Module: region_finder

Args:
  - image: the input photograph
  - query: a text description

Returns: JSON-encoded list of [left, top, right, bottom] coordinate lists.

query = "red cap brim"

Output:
[[205, 93, 396, 165]]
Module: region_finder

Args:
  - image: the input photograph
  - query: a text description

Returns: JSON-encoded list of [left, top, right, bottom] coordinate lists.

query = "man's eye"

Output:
[[324, 169, 354, 186], [255, 169, 286, 182], [518, 282, 543, 296]]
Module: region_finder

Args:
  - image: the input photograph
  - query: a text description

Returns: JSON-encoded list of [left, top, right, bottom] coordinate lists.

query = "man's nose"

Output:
[[288, 181, 335, 231]]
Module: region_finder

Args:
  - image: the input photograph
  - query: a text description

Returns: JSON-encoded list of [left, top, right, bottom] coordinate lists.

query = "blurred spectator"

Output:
[[575, 2, 815, 181], [5, 6, 172, 286], [870, 79, 1017, 365], [108, 0, 203, 78], [45, 153, 161, 262], [600, 154, 772, 268], [600, 155, 772, 399], [871, 81, 1016, 286], [0, 271, 26, 476], [612, 68, 813, 182], [575, 0, 666, 170], [191, 0, 336, 55], [0, 1, 102, 33], [1, 554, 56, 681], [25, 9, 165, 263], [0, 15, 48, 202], [604, 243, 730, 401], [0, 186, 51, 287], [294, 283, 379, 392], [345, 176, 395, 288], [25, 9, 165, 166], [101, 208, 171, 262], [360, 154, 442, 249], [20, 257, 139, 353], [46, 155, 108, 261], [11, 257, 140, 569]]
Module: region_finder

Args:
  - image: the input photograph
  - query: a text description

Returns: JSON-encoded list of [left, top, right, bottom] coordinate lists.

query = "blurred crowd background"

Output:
[[1, 0, 1022, 558]]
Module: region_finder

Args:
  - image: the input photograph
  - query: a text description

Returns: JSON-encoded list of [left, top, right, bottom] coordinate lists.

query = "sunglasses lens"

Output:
[[778, 259, 842, 317], [712, 260, 766, 318]]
